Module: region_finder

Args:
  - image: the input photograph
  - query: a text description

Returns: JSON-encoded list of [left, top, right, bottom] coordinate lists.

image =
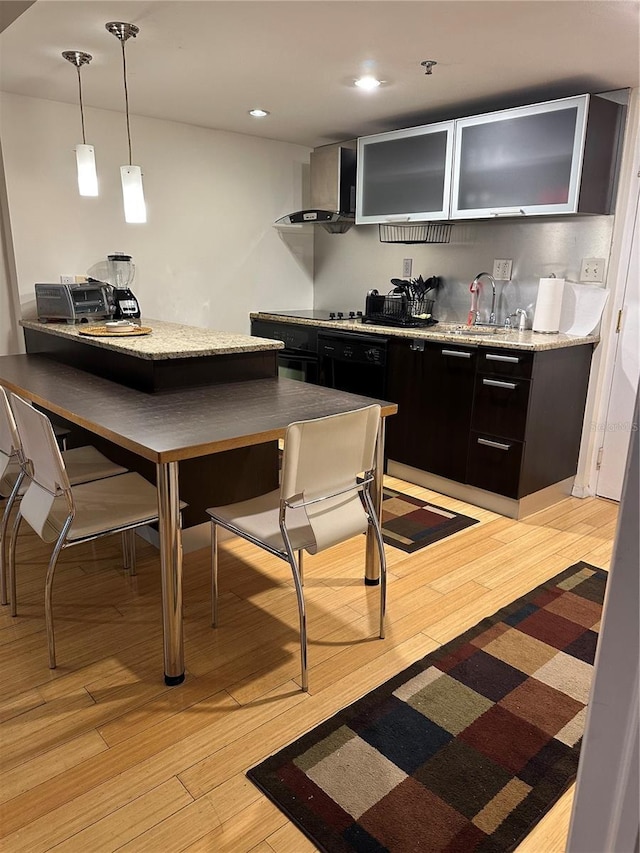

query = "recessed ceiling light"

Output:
[[354, 75, 381, 91], [248, 108, 270, 117]]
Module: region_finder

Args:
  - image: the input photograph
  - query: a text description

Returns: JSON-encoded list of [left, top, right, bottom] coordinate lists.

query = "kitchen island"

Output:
[[21, 318, 283, 392], [20, 318, 285, 528]]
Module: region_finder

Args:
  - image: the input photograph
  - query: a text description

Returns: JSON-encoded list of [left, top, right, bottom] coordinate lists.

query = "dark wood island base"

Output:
[[22, 320, 283, 528]]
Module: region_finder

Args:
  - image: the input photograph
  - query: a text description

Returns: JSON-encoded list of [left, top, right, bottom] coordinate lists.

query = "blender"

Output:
[[106, 252, 141, 322]]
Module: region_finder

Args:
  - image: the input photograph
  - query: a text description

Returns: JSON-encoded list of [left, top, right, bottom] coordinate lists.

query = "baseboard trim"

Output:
[[387, 461, 576, 519]]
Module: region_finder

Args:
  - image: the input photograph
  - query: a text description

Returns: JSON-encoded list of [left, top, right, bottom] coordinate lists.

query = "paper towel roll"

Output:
[[532, 277, 565, 333]]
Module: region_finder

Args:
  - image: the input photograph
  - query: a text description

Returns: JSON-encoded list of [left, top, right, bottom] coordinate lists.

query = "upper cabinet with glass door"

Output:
[[451, 94, 622, 219], [356, 121, 455, 224]]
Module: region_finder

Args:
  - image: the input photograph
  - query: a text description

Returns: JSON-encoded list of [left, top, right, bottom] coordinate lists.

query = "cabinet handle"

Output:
[[490, 208, 526, 216], [383, 216, 411, 222], [477, 437, 512, 451], [441, 349, 472, 358], [482, 378, 517, 390], [485, 353, 520, 364]]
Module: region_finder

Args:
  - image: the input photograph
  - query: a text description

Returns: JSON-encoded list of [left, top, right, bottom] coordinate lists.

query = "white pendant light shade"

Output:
[[75, 144, 98, 196], [63, 51, 98, 199], [107, 23, 147, 225], [120, 165, 146, 223]]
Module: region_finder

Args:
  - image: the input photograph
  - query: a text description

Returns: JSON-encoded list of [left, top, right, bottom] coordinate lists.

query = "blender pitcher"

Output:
[[106, 252, 141, 322]]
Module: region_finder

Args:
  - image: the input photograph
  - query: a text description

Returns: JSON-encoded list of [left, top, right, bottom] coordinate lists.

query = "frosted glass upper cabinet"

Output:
[[356, 121, 455, 224], [451, 94, 622, 219]]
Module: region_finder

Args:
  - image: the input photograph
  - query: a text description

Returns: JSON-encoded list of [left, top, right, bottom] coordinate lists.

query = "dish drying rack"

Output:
[[363, 294, 436, 328]]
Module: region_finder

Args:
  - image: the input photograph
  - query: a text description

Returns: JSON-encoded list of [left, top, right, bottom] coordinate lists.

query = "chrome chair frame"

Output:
[[7, 392, 165, 669], [208, 407, 387, 693]]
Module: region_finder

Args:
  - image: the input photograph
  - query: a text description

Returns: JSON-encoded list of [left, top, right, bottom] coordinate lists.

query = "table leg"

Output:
[[365, 416, 385, 585], [156, 461, 185, 685]]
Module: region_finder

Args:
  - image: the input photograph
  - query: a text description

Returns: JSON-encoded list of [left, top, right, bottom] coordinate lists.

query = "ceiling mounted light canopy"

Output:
[[248, 108, 270, 117], [420, 60, 438, 75], [106, 21, 146, 224], [62, 50, 98, 197]]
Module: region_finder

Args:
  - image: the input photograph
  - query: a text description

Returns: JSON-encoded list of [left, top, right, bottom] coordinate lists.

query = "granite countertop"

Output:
[[21, 318, 284, 361], [250, 313, 598, 351]]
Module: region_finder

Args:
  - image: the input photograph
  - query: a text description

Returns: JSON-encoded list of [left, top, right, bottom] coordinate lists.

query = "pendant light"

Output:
[[62, 51, 98, 197], [106, 21, 146, 223]]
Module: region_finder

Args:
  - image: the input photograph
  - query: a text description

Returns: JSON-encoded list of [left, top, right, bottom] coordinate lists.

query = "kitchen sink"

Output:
[[451, 326, 513, 337]]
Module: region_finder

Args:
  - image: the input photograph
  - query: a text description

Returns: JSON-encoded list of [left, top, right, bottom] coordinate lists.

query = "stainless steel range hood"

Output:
[[275, 141, 357, 234]]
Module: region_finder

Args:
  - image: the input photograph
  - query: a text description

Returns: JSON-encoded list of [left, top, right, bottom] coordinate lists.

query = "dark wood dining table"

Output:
[[0, 354, 397, 685]]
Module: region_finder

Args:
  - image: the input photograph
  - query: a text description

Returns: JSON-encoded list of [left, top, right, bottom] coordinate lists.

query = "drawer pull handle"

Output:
[[485, 353, 520, 364], [442, 349, 472, 359], [477, 437, 512, 451], [482, 378, 517, 390]]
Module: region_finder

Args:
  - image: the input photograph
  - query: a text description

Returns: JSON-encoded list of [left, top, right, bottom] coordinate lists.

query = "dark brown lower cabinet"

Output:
[[386, 339, 477, 483], [387, 339, 594, 500]]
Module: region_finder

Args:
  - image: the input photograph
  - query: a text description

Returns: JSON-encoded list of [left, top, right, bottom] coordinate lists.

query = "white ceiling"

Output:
[[1, 0, 638, 148]]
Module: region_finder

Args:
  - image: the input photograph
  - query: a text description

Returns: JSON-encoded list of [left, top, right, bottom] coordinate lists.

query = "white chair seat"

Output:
[[62, 446, 128, 485], [208, 488, 315, 553], [2, 446, 127, 499], [34, 472, 161, 543]]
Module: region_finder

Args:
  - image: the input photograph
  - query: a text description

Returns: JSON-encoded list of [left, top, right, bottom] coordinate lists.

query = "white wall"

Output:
[[0, 92, 313, 338]]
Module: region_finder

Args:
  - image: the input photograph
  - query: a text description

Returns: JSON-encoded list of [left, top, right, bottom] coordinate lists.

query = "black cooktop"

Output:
[[265, 309, 362, 322]]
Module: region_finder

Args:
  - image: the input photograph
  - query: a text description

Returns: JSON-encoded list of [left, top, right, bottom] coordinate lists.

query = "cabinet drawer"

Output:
[[472, 375, 531, 440], [466, 432, 524, 498], [477, 348, 533, 379]]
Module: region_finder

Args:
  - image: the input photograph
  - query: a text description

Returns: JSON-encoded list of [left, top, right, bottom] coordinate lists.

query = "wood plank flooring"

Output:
[[0, 476, 617, 852]]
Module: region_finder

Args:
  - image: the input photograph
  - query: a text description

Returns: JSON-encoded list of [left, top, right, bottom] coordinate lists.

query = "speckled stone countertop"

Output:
[[250, 313, 598, 351], [21, 318, 284, 361]]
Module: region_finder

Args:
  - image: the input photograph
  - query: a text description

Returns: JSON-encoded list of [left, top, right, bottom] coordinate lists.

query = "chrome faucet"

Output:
[[472, 272, 497, 324]]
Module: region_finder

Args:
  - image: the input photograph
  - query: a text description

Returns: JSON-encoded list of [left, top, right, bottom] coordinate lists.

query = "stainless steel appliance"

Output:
[[35, 282, 111, 323], [275, 141, 357, 233]]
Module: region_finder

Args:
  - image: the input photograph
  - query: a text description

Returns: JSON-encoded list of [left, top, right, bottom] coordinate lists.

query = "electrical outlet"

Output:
[[579, 258, 606, 282], [402, 258, 413, 279], [59, 275, 74, 284], [492, 259, 513, 281]]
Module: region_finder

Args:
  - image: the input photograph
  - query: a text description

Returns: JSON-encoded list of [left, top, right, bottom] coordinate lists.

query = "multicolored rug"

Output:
[[381, 487, 479, 552], [247, 561, 607, 853]]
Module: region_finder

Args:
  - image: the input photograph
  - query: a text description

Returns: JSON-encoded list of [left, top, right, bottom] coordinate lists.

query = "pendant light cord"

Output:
[[121, 40, 133, 166], [75, 65, 87, 145]]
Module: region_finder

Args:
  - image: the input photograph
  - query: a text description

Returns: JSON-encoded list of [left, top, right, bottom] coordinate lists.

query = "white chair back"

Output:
[[281, 405, 381, 553], [9, 393, 72, 542], [0, 387, 21, 496]]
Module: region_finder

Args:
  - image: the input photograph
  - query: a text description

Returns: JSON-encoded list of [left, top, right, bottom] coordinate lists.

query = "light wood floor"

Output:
[[0, 475, 618, 852]]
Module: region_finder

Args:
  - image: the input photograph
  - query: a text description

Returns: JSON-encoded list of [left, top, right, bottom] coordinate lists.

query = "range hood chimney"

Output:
[[275, 141, 357, 234]]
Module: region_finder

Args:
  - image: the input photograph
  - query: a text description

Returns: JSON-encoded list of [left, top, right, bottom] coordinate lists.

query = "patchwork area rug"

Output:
[[381, 487, 479, 553], [248, 561, 607, 853]]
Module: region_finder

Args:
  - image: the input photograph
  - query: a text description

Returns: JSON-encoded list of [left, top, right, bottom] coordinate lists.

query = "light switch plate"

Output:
[[402, 258, 413, 279]]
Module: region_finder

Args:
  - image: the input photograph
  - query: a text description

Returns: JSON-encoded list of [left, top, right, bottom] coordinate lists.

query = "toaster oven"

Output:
[[35, 283, 112, 323]]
